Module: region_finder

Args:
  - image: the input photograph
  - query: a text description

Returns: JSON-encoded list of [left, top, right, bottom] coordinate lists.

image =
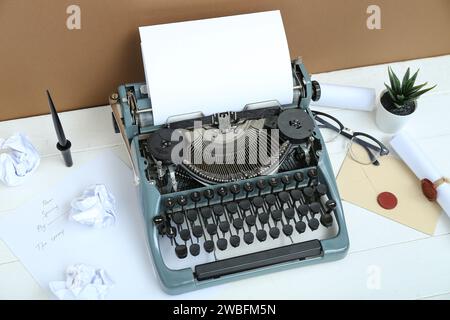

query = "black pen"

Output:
[[46, 90, 73, 167]]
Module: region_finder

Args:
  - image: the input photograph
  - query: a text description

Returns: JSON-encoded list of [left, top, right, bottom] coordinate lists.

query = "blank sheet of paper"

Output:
[[139, 10, 294, 125], [0, 152, 217, 299]]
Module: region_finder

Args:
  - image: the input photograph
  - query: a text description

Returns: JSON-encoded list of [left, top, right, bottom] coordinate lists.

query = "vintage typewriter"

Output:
[[109, 58, 349, 294]]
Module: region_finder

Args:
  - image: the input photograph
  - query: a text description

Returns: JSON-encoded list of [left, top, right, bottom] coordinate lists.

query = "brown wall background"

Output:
[[0, 0, 449, 121]]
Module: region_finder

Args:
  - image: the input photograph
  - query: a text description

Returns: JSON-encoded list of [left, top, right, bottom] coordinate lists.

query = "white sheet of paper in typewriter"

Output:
[[139, 10, 294, 126]]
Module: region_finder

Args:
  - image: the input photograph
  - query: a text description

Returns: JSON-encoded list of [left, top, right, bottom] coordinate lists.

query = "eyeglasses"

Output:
[[311, 110, 390, 166]]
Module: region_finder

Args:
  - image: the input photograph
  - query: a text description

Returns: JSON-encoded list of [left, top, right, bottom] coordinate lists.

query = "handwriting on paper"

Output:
[[34, 199, 67, 252]]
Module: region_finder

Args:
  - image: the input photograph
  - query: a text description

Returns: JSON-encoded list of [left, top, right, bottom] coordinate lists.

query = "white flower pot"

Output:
[[375, 90, 416, 134]]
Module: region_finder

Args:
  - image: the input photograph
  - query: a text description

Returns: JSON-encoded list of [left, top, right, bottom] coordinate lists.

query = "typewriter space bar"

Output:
[[195, 240, 322, 281]]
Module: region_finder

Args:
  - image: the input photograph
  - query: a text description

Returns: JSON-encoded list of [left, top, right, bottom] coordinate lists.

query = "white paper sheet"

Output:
[[310, 83, 376, 111], [139, 10, 294, 125], [0, 152, 216, 299], [390, 131, 450, 218]]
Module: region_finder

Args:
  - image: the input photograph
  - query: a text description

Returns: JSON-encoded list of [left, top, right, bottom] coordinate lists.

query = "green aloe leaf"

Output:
[[384, 83, 397, 102], [388, 67, 401, 93], [402, 68, 410, 94], [405, 69, 420, 92], [405, 82, 428, 97], [407, 85, 437, 100]]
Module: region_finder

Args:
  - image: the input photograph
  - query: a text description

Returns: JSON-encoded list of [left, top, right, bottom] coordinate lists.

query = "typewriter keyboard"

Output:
[[154, 168, 339, 272]]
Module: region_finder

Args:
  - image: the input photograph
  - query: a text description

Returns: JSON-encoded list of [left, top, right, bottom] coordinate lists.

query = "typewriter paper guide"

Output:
[[139, 10, 294, 126]]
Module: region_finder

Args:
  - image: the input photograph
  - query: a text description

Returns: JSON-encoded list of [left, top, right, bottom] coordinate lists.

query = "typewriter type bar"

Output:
[[195, 240, 322, 281]]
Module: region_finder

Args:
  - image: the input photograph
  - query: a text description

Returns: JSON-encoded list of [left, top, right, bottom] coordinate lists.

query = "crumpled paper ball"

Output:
[[70, 184, 116, 228], [0, 133, 40, 187], [49, 264, 114, 300]]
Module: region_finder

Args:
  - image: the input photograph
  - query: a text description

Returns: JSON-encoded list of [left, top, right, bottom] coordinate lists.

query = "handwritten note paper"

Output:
[[0, 152, 214, 299]]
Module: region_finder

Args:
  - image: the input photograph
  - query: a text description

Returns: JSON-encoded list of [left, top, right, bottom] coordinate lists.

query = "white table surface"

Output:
[[0, 55, 449, 300]]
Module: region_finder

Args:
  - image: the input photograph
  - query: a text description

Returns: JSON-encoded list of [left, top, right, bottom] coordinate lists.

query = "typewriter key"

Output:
[[271, 209, 282, 221], [326, 199, 337, 212], [307, 168, 318, 179], [177, 195, 188, 207], [217, 186, 228, 198], [165, 198, 176, 209], [309, 202, 321, 215], [175, 245, 188, 259], [269, 177, 280, 189], [204, 240, 215, 253], [269, 227, 280, 239], [200, 207, 212, 219], [180, 229, 191, 241], [172, 212, 185, 225], [217, 238, 228, 251], [252, 196, 264, 209], [256, 229, 267, 242], [187, 210, 198, 222], [226, 202, 238, 214], [256, 179, 267, 193], [192, 225, 203, 238], [295, 221, 307, 234], [308, 218, 320, 231], [203, 189, 215, 200], [243, 182, 254, 194], [258, 212, 269, 225], [233, 218, 244, 230], [243, 232, 254, 244], [230, 184, 241, 195], [297, 204, 309, 217], [320, 214, 333, 228], [316, 184, 328, 196], [303, 187, 315, 199], [284, 207, 295, 220], [230, 235, 240, 248], [294, 172, 304, 186], [282, 224, 293, 236], [245, 215, 256, 227], [281, 175, 291, 189], [206, 224, 217, 235], [213, 204, 224, 216], [190, 191, 201, 203], [265, 194, 277, 206], [239, 200, 251, 211], [219, 221, 230, 233], [290, 189, 302, 201], [190, 243, 200, 256], [278, 191, 290, 204]]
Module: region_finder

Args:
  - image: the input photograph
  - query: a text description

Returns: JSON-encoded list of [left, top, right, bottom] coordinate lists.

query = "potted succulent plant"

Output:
[[375, 67, 436, 133]]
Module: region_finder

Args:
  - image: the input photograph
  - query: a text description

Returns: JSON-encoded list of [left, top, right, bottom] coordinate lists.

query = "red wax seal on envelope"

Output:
[[377, 192, 398, 210], [421, 178, 437, 201]]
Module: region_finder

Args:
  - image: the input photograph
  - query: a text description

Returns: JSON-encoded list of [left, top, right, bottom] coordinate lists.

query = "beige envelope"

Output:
[[337, 153, 442, 235]]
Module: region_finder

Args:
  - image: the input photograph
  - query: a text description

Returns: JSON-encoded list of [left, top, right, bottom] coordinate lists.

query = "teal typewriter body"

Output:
[[110, 59, 349, 295]]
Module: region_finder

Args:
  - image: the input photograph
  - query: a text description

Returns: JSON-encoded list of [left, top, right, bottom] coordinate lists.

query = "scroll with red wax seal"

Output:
[[391, 131, 450, 218]]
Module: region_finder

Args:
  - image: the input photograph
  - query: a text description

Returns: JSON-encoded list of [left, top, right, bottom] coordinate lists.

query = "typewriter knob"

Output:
[[217, 186, 228, 198], [203, 189, 215, 200], [243, 182, 254, 193], [165, 198, 176, 209], [153, 215, 164, 224], [256, 179, 267, 191], [269, 177, 280, 188], [190, 191, 201, 203], [316, 183, 328, 196], [311, 80, 321, 102], [294, 172, 304, 181], [307, 168, 318, 179], [177, 195, 188, 207], [326, 199, 337, 213], [230, 184, 241, 195]]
